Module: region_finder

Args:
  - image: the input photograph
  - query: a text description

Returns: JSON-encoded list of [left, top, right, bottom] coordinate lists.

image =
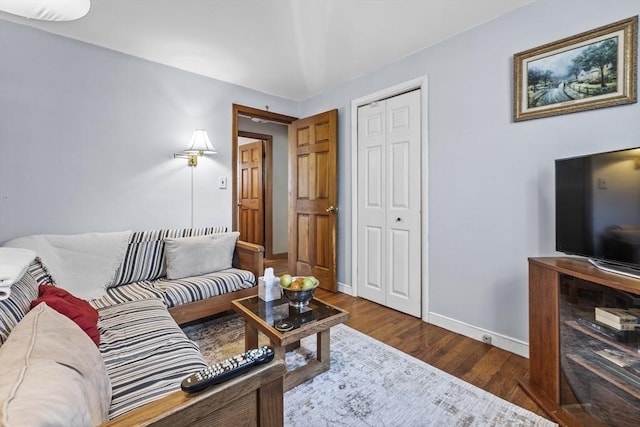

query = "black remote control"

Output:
[[181, 345, 275, 393]]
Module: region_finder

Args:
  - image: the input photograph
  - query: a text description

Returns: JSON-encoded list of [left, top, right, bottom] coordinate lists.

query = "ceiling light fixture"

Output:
[[0, 0, 91, 21]]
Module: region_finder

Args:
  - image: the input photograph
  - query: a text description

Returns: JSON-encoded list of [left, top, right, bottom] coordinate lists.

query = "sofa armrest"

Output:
[[101, 359, 285, 427], [233, 240, 265, 278]]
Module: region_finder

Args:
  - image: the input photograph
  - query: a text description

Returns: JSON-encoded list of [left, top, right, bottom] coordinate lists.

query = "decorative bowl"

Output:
[[279, 276, 319, 308]]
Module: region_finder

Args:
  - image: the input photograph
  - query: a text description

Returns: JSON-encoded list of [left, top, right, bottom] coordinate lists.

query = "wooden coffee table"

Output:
[[231, 295, 349, 391]]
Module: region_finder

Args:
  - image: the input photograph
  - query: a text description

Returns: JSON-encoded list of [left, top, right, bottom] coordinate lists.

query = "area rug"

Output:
[[183, 315, 556, 427]]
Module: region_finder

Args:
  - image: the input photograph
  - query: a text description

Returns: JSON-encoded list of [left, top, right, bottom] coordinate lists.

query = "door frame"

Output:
[[232, 104, 297, 256], [350, 76, 430, 321]]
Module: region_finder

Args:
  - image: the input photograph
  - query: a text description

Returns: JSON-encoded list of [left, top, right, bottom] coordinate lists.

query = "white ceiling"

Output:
[[0, 0, 534, 100]]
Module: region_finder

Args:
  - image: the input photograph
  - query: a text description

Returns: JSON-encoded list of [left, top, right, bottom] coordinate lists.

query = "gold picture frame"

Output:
[[514, 16, 637, 122]]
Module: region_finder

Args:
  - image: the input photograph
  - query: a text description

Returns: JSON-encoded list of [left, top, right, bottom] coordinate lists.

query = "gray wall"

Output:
[[299, 0, 640, 345], [0, 20, 297, 241]]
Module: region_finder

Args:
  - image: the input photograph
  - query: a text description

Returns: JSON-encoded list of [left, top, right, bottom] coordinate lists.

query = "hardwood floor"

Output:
[[313, 288, 552, 422], [264, 257, 288, 276]]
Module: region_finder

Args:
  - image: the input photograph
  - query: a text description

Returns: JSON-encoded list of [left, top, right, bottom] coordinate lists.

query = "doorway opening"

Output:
[[232, 104, 297, 273]]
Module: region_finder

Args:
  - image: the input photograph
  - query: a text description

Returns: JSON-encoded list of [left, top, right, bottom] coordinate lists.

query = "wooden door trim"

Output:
[[350, 77, 429, 319], [232, 103, 297, 236]]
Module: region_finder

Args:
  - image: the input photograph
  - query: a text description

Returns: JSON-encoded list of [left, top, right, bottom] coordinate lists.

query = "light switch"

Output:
[[598, 178, 608, 189], [219, 176, 227, 189]]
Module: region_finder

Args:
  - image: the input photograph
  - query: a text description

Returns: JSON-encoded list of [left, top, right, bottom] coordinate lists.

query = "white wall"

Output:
[[299, 0, 640, 351], [0, 21, 297, 242]]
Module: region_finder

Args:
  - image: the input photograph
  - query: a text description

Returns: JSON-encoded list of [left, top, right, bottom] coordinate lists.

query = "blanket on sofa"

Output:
[[4, 231, 131, 300], [0, 248, 36, 301]]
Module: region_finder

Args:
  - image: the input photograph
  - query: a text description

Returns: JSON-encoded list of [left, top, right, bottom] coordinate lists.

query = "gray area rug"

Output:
[[183, 314, 556, 427]]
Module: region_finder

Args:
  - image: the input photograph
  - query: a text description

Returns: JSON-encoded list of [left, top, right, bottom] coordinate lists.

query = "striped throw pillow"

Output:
[[0, 271, 39, 346], [110, 227, 226, 287]]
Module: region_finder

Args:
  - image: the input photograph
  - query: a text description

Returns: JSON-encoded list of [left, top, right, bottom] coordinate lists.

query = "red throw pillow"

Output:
[[31, 285, 100, 346]]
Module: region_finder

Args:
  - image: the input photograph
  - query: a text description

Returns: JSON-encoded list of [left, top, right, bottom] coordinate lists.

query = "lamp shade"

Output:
[[0, 0, 91, 21], [185, 129, 217, 154]]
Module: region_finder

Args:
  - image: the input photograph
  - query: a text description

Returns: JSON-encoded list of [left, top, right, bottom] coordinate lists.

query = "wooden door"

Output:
[[357, 90, 421, 317], [238, 140, 264, 246], [288, 110, 338, 291]]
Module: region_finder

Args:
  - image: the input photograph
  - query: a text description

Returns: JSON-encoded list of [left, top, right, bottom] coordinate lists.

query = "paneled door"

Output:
[[238, 140, 264, 245], [357, 90, 421, 317], [288, 110, 338, 291]]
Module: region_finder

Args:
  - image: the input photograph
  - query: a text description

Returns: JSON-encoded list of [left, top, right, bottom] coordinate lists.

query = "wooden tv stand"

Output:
[[521, 257, 640, 427]]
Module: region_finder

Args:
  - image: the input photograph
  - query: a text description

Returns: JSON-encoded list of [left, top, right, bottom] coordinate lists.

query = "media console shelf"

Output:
[[521, 257, 640, 427]]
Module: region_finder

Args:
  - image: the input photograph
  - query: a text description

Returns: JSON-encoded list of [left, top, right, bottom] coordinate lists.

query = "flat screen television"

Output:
[[555, 147, 640, 279]]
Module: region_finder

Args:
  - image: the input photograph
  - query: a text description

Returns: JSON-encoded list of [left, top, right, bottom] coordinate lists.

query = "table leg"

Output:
[[317, 329, 330, 363], [272, 341, 286, 360], [245, 321, 258, 350]]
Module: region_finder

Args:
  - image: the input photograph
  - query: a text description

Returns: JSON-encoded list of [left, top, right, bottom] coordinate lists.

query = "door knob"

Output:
[[326, 205, 337, 213], [396, 217, 402, 222]]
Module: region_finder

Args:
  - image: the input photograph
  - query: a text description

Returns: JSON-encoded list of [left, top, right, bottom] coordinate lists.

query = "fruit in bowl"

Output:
[[279, 274, 319, 308]]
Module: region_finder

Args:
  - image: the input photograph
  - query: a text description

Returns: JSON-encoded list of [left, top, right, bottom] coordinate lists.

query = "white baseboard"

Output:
[[428, 312, 529, 359], [337, 281, 353, 295], [334, 285, 528, 358]]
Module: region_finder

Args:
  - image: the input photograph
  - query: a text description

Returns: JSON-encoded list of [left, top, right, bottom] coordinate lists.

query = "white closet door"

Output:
[[358, 100, 387, 305], [385, 90, 421, 316], [357, 89, 421, 317]]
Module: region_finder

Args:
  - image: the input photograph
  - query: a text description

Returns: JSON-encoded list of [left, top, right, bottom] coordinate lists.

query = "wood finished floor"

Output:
[[312, 287, 552, 422]]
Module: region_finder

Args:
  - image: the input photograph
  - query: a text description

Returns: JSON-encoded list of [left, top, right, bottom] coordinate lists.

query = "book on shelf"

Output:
[[595, 314, 640, 331], [575, 316, 640, 344], [593, 348, 639, 368], [595, 307, 639, 324]]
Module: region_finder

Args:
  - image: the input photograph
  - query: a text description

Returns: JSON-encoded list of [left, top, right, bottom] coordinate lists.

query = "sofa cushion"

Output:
[[98, 298, 207, 419], [111, 227, 227, 286], [155, 268, 256, 307], [0, 271, 38, 346], [31, 285, 100, 346], [0, 303, 111, 426], [90, 280, 165, 309], [164, 231, 240, 279]]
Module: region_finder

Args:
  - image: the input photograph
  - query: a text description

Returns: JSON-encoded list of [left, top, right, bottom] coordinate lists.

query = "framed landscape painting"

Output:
[[514, 16, 637, 121]]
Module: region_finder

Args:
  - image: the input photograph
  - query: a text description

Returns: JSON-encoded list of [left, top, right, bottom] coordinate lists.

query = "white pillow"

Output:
[[164, 232, 240, 280], [0, 303, 111, 426]]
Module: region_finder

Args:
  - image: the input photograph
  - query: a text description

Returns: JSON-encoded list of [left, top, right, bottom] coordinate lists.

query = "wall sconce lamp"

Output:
[[174, 129, 217, 166]]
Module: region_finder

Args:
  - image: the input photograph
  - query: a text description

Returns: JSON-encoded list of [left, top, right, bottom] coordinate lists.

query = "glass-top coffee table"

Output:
[[231, 295, 349, 391]]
